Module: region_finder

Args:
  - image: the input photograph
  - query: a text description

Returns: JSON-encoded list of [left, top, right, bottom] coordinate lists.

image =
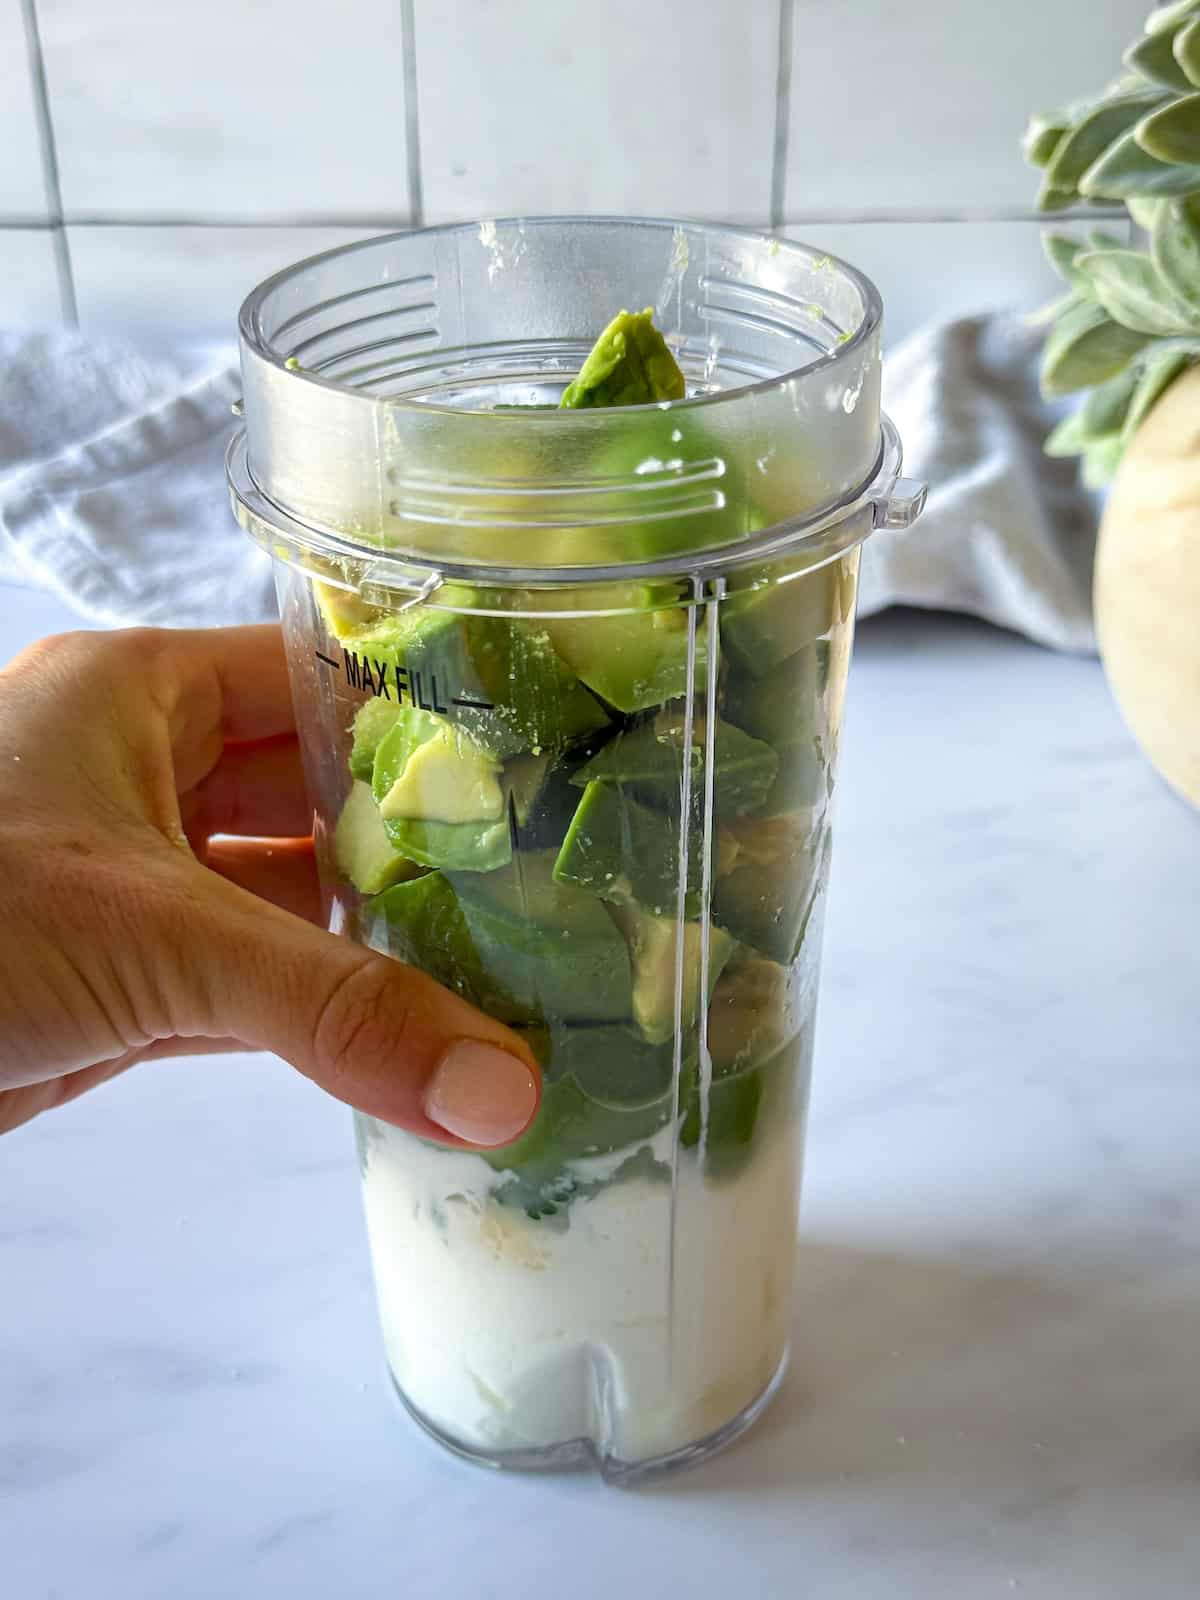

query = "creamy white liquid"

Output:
[[358, 1115, 799, 1466]]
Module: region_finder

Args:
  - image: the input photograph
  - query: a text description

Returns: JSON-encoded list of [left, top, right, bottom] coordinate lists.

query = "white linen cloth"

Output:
[[0, 317, 1098, 649]]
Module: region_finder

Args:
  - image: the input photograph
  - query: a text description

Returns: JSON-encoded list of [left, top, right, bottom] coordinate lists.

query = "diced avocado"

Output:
[[553, 779, 700, 917], [559, 308, 685, 409], [721, 558, 851, 677], [573, 709, 778, 818], [448, 852, 633, 1025], [483, 1024, 679, 1174], [315, 580, 380, 640], [333, 780, 424, 895], [608, 905, 735, 1046], [724, 651, 830, 812], [366, 872, 529, 1022], [712, 815, 828, 963], [450, 848, 608, 930], [706, 953, 797, 1075], [348, 698, 403, 782], [544, 593, 700, 714], [371, 708, 511, 872], [375, 716, 503, 826], [723, 646, 819, 745], [341, 606, 610, 758], [504, 752, 551, 830]]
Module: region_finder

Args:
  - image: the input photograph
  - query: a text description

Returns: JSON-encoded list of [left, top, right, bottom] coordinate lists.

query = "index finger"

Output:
[[165, 623, 299, 744]]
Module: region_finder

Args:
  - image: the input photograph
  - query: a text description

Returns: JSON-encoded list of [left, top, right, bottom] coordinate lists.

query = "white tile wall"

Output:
[[786, 0, 1147, 215], [38, 1, 412, 220], [0, 230, 64, 322], [68, 226, 381, 334], [2, 0, 1153, 329], [0, 3, 51, 216], [783, 220, 1063, 349], [414, 0, 777, 223]]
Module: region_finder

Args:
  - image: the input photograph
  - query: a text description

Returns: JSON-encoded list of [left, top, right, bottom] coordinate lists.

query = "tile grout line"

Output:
[[0, 209, 1129, 233], [400, 0, 424, 228], [769, 0, 794, 231], [19, 0, 77, 323]]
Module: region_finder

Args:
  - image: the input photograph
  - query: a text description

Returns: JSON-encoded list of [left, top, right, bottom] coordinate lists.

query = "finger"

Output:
[[166, 623, 299, 744], [203, 836, 324, 925], [145, 858, 541, 1150], [181, 734, 314, 842]]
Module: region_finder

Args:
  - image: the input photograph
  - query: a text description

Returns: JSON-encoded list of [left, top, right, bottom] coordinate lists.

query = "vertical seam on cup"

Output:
[[696, 578, 724, 1156], [770, 0, 795, 232], [19, 0, 77, 324]]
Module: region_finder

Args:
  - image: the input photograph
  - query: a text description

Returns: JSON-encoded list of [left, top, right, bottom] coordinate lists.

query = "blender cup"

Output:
[[226, 219, 925, 1483]]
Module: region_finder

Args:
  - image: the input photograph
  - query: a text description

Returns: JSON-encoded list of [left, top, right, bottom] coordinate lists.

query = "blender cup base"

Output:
[[387, 1347, 791, 1487]]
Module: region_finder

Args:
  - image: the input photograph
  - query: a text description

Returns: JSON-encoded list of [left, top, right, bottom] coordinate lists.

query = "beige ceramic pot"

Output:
[[1094, 363, 1200, 810]]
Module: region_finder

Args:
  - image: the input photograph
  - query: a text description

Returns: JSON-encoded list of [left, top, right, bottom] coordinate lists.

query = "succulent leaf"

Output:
[[1046, 93, 1166, 191], [1075, 247, 1200, 333], [1081, 435, 1125, 488], [1127, 195, 1166, 228], [1023, 113, 1070, 168], [1122, 346, 1194, 437], [1044, 410, 1097, 458], [1025, 3, 1200, 477], [1152, 193, 1200, 302], [1146, 1, 1200, 36], [1081, 366, 1142, 434], [1177, 16, 1200, 86], [1135, 91, 1200, 163], [1080, 127, 1200, 197], [1042, 232, 1090, 288], [1040, 299, 1152, 396], [1127, 23, 1196, 90]]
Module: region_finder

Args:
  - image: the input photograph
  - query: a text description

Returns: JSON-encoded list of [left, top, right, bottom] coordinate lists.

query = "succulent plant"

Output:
[[1023, 0, 1200, 485]]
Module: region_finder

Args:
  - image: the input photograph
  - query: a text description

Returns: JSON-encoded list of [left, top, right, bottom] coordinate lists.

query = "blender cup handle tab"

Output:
[[871, 478, 928, 532], [358, 561, 444, 613]]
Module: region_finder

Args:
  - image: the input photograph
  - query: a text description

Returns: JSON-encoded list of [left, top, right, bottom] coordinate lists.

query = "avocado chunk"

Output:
[[502, 735, 615, 850], [483, 1024, 680, 1188], [372, 709, 511, 872], [340, 605, 610, 758], [609, 904, 735, 1046], [366, 872, 527, 1021], [712, 815, 828, 964], [706, 953, 798, 1075], [560, 308, 685, 409], [447, 852, 633, 1025], [724, 648, 832, 813], [573, 709, 778, 818], [333, 779, 424, 895], [544, 592, 701, 714], [554, 779, 701, 917], [721, 558, 852, 677], [315, 580, 380, 640], [375, 714, 503, 826], [348, 697, 403, 783]]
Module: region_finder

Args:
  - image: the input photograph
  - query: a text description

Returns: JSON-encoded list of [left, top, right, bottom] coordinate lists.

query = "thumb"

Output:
[[161, 862, 540, 1148]]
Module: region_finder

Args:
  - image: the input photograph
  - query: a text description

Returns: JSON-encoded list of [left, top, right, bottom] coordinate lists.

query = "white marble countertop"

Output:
[[3, 586, 1199, 1599]]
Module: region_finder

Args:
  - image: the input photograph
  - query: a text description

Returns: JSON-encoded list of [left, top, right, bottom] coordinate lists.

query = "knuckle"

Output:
[[313, 956, 420, 1084]]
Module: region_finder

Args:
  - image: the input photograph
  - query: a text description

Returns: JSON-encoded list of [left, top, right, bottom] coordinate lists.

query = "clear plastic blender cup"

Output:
[[226, 218, 925, 1483]]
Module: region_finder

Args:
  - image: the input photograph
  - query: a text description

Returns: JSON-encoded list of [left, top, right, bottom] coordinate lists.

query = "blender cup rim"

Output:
[[226, 412, 917, 600], [237, 215, 884, 418]]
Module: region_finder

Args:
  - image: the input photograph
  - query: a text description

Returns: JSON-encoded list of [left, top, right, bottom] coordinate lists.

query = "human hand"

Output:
[[0, 625, 539, 1141]]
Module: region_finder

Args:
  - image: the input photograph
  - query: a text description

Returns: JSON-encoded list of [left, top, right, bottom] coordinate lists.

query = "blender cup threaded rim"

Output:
[[238, 217, 883, 418]]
